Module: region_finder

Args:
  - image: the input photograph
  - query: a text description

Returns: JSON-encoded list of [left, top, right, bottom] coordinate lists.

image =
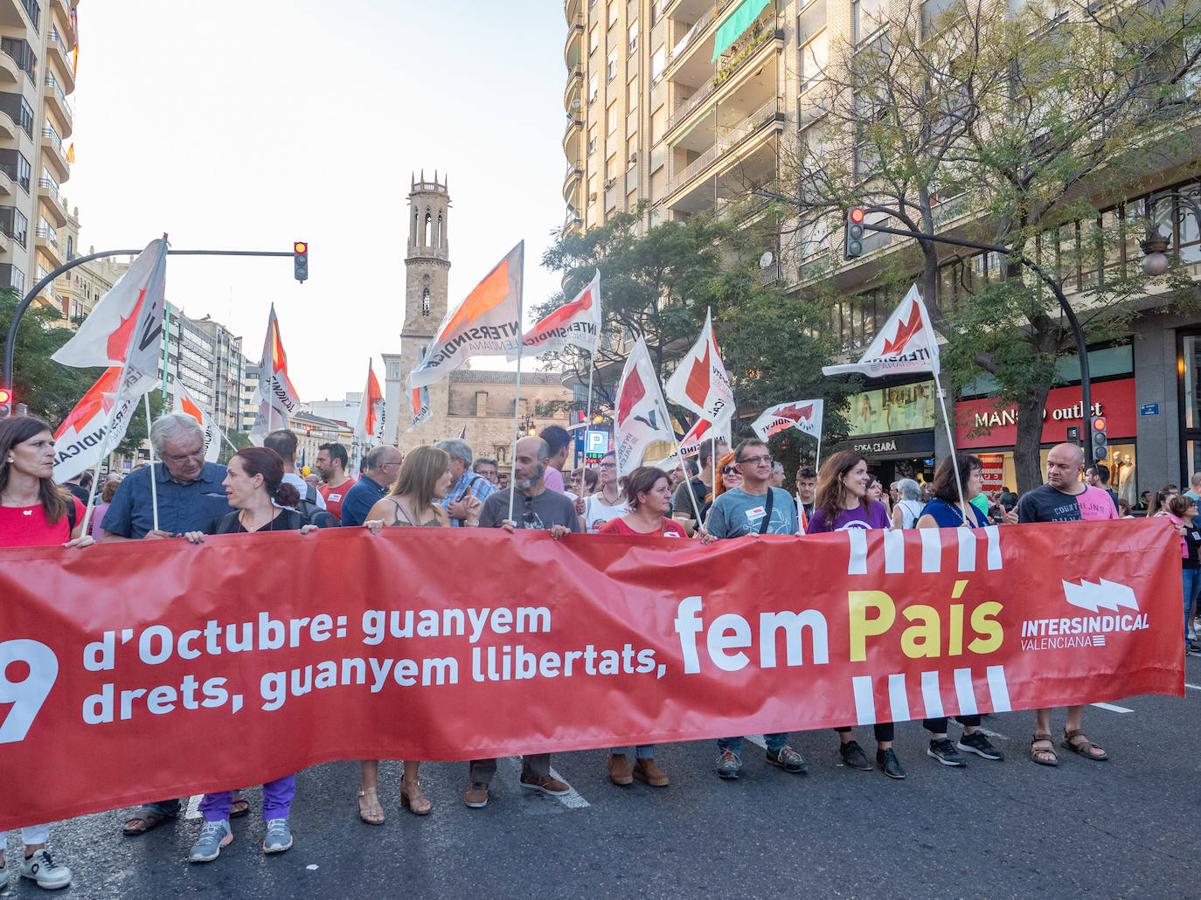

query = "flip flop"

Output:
[[122, 811, 175, 836]]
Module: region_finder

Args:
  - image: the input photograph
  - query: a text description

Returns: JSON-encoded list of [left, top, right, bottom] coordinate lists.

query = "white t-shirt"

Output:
[[283, 471, 326, 509], [582, 493, 629, 534]]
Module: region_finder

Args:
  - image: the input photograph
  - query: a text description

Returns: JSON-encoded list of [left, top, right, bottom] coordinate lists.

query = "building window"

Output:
[[852, 0, 888, 44], [589, 26, 599, 55], [607, 48, 617, 81], [799, 31, 827, 93], [424, 210, 432, 246], [628, 20, 638, 55], [422, 288, 431, 317], [651, 45, 666, 82], [588, 72, 598, 103]]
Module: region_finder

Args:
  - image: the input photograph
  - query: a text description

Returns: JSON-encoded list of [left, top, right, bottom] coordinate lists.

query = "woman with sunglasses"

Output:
[[808, 451, 904, 779], [599, 466, 688, 786], [0, 416, 89, 891], [359, 446, 453, 821], [698, 451, 741, 527], [581, 451, 627, 533]]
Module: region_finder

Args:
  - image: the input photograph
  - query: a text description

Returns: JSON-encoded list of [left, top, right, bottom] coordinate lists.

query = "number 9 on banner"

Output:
[[0, 639, 58, 744]]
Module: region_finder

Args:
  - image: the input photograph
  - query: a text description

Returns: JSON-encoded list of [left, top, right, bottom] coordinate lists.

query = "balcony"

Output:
[[0, 167, 11, 197], [563, 159, 583, 205], [565, 0, 581, 24], [0, 46, 19, 85], [665, 24, 781, 140], [664, 97, 784, 211], [46, 26, 72, 92], [563, 64, 582, 113], [44, 74, 73, 136], [0, 108, 15, 141], [38, 176, 65, 227], [564, 16, 584, 70], [562, 114, 583, 160], [36, 223, 62, 268], [0, 0, 39, 30], [40, 127, 68, 181]]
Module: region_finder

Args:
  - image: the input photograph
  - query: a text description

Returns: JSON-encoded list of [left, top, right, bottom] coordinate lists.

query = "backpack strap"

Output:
[[758, 488, 775, 535]]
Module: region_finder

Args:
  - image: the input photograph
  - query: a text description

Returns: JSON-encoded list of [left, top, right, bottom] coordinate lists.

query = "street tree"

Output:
[[0, 292, 98, 425], [766, 0, 1201, 490]]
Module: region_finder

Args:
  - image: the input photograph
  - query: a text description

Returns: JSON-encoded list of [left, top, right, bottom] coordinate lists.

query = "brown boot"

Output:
[[633, 757, 669, 787], [607, 753, 633, 785]]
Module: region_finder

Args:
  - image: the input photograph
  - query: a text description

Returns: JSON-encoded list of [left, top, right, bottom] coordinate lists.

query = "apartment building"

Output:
[[0, 0, 77, 298], [160, 303, 246, 435], [51, 205, 127, 322]]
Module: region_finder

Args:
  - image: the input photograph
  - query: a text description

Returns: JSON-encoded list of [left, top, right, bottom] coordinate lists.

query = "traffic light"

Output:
[[1091, 416, 1108, 461], [293, 241, 309, 283], [845, 207, 866, 259], [0, 386, 11, 419]]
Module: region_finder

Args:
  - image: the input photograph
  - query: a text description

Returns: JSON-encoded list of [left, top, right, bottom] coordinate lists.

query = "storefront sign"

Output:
[[847, 381, 936, 436], [955, 379, 1136, 450], [978, 453, 1004, 491], [832, 430, 935, 458]]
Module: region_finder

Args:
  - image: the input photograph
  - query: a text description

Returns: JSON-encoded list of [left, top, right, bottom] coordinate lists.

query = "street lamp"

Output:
[[1140, 191, 1201, 277]]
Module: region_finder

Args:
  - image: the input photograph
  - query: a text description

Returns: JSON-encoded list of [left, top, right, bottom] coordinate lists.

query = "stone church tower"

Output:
[[383, 173, 451, 445]]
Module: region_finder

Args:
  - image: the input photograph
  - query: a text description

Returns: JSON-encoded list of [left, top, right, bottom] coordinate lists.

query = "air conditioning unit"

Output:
[[628, 151, 638, 163]]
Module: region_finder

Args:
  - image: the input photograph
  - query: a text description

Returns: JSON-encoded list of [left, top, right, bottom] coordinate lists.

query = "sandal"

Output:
[[357, 788, 385, 825], [1029, 732, 1058, 767], [400, 782, 432, 816], [1062, 728, 1109, 761], [230, 798, 250, 819], [122, 810, 175, 835]]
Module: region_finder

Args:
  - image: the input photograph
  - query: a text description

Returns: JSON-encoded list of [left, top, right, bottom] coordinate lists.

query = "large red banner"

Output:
[[0, 520, 1183, 829]]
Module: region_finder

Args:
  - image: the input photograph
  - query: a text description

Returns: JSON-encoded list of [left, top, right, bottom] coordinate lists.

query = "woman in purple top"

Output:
[[807, 451, 904, 779]]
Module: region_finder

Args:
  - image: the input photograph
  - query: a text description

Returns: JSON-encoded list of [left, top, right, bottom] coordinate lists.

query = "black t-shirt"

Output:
[[1184, 525, 1201, 569], [210, 508, 308, 535]]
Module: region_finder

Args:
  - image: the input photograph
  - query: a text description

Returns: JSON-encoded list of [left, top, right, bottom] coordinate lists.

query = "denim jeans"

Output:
[[140, 798, 182, 818], [718, 733, 787, 754], [1183, 567, 1201, 640], [610, 745, 656, 759], [200, 776, 295, 823]]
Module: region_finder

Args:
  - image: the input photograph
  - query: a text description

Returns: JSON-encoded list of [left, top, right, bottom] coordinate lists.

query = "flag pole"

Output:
[[144, 391, 160, 533], [815, 431, 822, 475], [507, 245, 526, 524], [932, 371, 967, 517], [584, 350, 596, 426], [78, 398, 121, 538], [672, 432, 706, 528]]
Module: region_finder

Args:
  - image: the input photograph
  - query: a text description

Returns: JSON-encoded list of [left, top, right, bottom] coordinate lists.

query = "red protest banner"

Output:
[[0, 520, 1183, 829]]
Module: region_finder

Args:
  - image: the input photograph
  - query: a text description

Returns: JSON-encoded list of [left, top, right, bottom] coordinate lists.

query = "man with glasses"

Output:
[[701, 438, 806, 781], [102, 414, 233, 542], [104, 414, 236, 837], [468, 436, 579, 807], [339, 445, 403, 528]]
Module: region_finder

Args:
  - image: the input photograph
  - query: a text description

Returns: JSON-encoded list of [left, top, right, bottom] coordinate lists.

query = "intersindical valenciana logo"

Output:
[[1019, 579, 1148, 651]]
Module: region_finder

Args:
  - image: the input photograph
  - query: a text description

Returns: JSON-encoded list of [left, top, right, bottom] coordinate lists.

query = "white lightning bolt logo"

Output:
[[1061, 579, 1139, 614]]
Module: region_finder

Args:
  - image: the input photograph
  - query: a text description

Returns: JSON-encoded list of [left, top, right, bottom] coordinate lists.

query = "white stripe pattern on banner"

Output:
[[986, 665, 1012, 712], [921, 671, 945, 719], [883, 529, 905, 574], [847, 529, 868, 575], [957, 528, 977, 573], [887, 673, 910, 721], [852, 675, 877, 725], [920, 528, 942, 572], [954, 668, 978, 717], [985, 526, 1002, 570]]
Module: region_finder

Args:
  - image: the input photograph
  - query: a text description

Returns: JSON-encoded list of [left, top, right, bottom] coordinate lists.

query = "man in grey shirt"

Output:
[[468, 437, 580, 809], [701, 438, 806, 781]]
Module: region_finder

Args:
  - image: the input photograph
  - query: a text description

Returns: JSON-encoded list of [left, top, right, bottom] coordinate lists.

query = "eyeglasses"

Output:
[[737, 455, 773, 466], [721, 466, 739, 475], [598, 462, 616, 469]]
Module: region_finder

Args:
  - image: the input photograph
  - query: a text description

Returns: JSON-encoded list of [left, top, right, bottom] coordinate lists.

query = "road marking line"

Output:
[[185, 794, 202, 820], [1186, 683, 1201, 691], [504, 757, 590, 809], [978, 727, 1009, 741], [745, 735, 768, 749], [1090, 701, 1134, 713]]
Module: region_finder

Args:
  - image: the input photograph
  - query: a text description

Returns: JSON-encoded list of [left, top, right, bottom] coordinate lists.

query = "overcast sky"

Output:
[[66, 0, 566, 400]]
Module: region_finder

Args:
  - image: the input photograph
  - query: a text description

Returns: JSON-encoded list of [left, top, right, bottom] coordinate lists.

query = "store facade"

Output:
[[830, 380, 937, 484]]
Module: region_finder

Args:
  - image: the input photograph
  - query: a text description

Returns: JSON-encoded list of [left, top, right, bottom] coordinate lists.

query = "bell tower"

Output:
[[384, 171, 451, 445]]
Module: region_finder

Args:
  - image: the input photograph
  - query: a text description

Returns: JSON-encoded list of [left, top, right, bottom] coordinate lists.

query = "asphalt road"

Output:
[[8, 660, 1199, 899]]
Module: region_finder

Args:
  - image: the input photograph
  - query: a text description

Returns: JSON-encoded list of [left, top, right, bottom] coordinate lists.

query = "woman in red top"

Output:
[[599, 466, 688, 789], [0, 416, 89, 891]]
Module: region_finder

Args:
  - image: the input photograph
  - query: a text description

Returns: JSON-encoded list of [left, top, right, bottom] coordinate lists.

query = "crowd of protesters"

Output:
[[0, 410, 1191, 887]]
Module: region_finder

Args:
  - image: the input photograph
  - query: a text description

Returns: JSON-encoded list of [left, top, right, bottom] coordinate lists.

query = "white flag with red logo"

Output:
[[751, 399, 824, 443], [677, 414, 733, 459], [518, 270, 601, 356], [822, 285, 940, 378], [52, 366, 154, 482], [664, 308, 735, 427], [614, 337, 676, 477], [406, 384, 431, 432], [355, 362, 384, 445], [409, 242, 524, 389], [51, 239, 168, 380], [168, 381, 222, 463], [250, 304, 301, 443]]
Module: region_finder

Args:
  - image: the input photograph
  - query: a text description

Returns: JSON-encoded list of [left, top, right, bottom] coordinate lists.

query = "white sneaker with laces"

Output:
[[20, 849, 72, 890]]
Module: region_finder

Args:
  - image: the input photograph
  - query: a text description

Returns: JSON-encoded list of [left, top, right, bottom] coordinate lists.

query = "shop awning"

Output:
[[712, 0, 771, 61]]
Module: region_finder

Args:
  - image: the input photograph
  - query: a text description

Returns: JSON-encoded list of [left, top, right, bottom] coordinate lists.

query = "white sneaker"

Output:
[[20, 849, 72, 890], [0, 862, 8, 890]]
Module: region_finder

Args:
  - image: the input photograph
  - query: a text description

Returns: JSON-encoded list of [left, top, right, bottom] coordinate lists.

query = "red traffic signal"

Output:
[[849, 207, 866, 224], [0, 387, 10, 404], [0, 386, 11, 419], [1092, 416, 1107, 431]]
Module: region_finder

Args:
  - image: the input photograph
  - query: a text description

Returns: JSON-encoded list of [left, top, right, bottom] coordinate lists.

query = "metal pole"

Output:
[[4, 247, 296, 397]]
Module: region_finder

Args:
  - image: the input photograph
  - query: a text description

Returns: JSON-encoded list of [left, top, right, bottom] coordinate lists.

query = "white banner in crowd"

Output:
[[249, 304, 301, 443], [52, 367, 153, 483], [751, 399, 824, 443], [665, 308, 735, 427], [821, 284, 940, 378], [614, 337, 676, 477], [519, 269, 601, 355], [409, 242, 524, 390], [678, 415, 732, 459], [168, 381, 222, 463], [407, 385, 431, 432]]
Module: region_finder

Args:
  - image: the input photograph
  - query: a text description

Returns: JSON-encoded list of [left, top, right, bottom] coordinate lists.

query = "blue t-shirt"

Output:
[[705, 487, 799, 538], [339, 474, 390, 528], [919, 497, 987, 529], [101, 462, 232, 538]]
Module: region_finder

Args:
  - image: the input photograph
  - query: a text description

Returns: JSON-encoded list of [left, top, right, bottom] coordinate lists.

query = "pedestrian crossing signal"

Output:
[[293, 242, 309, 283]]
